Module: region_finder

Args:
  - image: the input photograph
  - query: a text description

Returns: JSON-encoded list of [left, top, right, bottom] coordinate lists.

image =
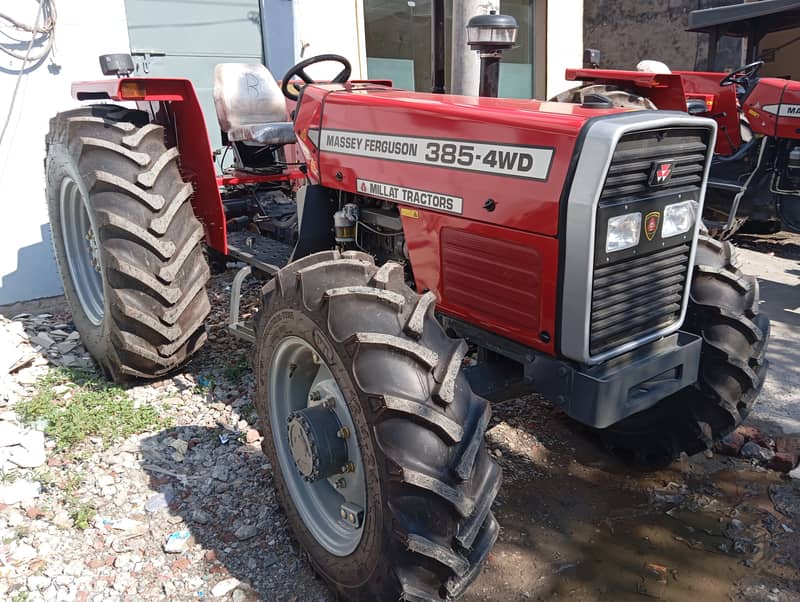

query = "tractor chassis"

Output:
[[441, 315, 702, 428]]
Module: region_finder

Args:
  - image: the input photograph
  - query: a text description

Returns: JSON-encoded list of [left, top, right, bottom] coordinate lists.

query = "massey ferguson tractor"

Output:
[[558, 0, 800, 237], [44, 30, 769, 601]]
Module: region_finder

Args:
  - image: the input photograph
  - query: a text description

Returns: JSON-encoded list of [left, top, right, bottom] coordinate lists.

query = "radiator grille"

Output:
[[589, 127, 710, 357], [590, 243, 691, 356], [601, 131, 707, 200]]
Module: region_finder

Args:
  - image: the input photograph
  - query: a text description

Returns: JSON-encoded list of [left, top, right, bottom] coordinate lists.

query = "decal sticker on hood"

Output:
[[357, 178, 463, 215], [322, 129, 554, 181]]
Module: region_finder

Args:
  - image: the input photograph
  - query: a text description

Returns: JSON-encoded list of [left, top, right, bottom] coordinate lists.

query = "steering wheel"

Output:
[[720, 61, 764, 87], [281, 54, 352, 101]]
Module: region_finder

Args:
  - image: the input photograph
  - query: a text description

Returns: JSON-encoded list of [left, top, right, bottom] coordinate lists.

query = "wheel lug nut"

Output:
[[336, 427, 350, 439], [335, 478, 347, 489], [322, 397, 336, 408], [340, 462, 355, 474], [309, 390, 321, 401]]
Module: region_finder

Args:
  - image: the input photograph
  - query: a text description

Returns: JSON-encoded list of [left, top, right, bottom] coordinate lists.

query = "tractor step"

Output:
[[227, 231, 293, 276], [707, 178, 744, 193], [228, 265, 256, 343]]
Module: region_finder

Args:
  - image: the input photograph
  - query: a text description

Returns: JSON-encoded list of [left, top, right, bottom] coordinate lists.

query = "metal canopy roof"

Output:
[[688, 0, 800, 37]]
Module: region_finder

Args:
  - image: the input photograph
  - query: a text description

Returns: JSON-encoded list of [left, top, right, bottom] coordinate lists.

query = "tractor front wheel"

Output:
[[599, 233, 770, 465], [254, 251, 501, 601], [45, 105, 210, 381]]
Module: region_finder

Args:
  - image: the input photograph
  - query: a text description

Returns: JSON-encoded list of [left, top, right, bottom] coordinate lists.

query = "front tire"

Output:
[[254, 251, 501, 601], [599, 233, 770, 465], [45, 105, 210, 381]]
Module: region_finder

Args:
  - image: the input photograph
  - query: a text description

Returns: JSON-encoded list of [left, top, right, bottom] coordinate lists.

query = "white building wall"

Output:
[[546, 0, 583, 99], [0, 0, 131, 304]]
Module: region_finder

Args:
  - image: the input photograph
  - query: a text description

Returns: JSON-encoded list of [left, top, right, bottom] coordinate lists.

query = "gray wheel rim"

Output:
[[269, 336, 366, 556], [59, 177, 104, 325]]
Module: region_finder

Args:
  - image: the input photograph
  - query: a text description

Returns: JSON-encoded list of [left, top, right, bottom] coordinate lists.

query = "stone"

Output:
[[211, 577, 241, 598], [245, 429, 260, 444], [767, 452, 797, 473], [774, 436, 800, 467], [144, 486, 175, 513], [740, 441, 775, 462], [10, 542, 37, 563], [164, 530, 191, 553], [52, 511, 73, 529], [736, 425, 771, 447], [211, 463, 230, 482], [0, 479, 41, 504], [5, 509, 25, 527], [26, 575, 51, 591], [0, 421, 25, 447], [717, 431, 746, 456], [234, 524, 259, 540], [30, 333, 55, 349], [111, 518, 143, 532], [191, 509, 210, 525], [54, 341, 80, 355], [7, 429, 46, 468]]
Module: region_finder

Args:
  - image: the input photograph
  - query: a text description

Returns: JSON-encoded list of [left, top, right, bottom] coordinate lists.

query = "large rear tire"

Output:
[[254, 251, 501, 601], [599, 233, 770, 465], [45, 105, 210, 381]]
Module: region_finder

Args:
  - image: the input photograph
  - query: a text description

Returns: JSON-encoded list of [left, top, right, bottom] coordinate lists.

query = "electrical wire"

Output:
[[0, 0, 57, 62], [0, 0, 50, 148]]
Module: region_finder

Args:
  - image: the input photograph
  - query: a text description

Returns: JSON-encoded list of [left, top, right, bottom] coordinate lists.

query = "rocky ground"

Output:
[[0, 237, 799, 602]]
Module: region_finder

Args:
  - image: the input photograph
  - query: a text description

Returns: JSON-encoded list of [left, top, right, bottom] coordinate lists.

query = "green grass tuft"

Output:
[[15, 367, 169, 449]]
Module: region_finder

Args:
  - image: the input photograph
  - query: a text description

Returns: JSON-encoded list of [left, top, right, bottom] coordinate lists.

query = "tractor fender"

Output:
[[71, 77, 228, 254]]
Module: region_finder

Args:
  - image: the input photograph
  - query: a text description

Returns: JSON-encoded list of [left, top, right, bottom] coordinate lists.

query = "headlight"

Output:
[[662, 200, 698, 238], [606, 212, 641, 253]]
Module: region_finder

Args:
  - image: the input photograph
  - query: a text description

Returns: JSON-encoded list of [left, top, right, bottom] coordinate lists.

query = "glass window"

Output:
[[365, 0, 533, 97]]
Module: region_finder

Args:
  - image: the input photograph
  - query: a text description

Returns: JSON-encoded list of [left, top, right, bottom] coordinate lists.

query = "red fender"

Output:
[[72, 78, 228, 253]]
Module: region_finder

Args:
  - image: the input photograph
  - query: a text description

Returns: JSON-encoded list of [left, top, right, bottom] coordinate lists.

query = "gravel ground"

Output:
[[0, 236, 798, 602]]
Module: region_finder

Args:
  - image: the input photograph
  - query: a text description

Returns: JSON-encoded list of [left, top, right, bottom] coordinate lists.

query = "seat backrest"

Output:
[[213, 63, 288, 131]]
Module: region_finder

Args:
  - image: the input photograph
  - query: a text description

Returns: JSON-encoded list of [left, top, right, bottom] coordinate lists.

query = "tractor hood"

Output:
[[294, 83, 629, 238]]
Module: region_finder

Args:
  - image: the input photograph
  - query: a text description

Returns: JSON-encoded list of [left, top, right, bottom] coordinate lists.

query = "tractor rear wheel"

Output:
[[599, 233, 770, 465], [254, 251, 501, 601], [45, 105, 210, 381]]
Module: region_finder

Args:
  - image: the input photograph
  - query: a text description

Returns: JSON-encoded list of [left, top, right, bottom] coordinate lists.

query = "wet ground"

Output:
[[466, 394, 800, 601]]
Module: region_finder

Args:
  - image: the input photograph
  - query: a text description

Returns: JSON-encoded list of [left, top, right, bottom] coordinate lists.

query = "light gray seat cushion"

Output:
[[227, 122, 297, 145]]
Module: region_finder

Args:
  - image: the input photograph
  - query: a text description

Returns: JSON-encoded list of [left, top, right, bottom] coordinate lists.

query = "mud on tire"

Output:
[[599, 233, 770, 465], [45, 105, 210, 381], [254, 251, 501, 601]]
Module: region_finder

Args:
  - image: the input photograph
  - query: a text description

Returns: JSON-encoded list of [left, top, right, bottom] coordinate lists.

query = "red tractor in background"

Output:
[[557, 0, 800, 238], [44, 34, 769, 600]]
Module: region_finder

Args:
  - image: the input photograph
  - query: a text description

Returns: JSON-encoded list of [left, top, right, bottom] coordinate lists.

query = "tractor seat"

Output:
[[213, 63, 297, 146]]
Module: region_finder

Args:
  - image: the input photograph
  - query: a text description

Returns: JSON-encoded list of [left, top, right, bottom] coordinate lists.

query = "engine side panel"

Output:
[[293, 84, 608, 352]]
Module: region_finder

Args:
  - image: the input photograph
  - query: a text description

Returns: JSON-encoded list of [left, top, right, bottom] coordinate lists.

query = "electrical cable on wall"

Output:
[[0, 0, 57, 148]]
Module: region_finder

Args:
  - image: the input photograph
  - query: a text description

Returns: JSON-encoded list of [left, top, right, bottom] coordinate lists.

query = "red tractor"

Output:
[[557, 0, 800, 237], [45, 44, 768, 599]]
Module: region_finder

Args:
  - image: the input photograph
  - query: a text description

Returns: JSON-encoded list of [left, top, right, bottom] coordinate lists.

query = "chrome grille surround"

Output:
[[560, 112, 717, 365]]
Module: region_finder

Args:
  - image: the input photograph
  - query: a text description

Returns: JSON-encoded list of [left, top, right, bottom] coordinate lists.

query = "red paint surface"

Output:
[[567, 69, 743, 155], [72, 78, 229, 253], [216, 170, 306, 186], [293, 84, 618, 352], [743, 78, 800, 139]]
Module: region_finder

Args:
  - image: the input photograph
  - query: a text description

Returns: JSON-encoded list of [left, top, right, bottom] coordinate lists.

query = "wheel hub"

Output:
[[287, 405, 348, 482]]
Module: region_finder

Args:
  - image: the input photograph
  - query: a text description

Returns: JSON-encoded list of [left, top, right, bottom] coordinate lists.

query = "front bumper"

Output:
[[525, 331, 702, 428]]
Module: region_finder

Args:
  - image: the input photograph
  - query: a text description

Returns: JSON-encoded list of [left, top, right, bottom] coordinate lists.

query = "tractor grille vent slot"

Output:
[[590, 243, 691, 356], [601, 128, 709, 200]]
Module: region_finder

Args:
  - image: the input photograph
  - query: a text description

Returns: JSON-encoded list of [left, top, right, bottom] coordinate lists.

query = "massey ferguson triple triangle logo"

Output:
[[650, 161, 673, 186]]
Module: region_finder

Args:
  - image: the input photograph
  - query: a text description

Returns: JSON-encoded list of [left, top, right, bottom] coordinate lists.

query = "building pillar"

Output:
[[451, 0, 499, 96]]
